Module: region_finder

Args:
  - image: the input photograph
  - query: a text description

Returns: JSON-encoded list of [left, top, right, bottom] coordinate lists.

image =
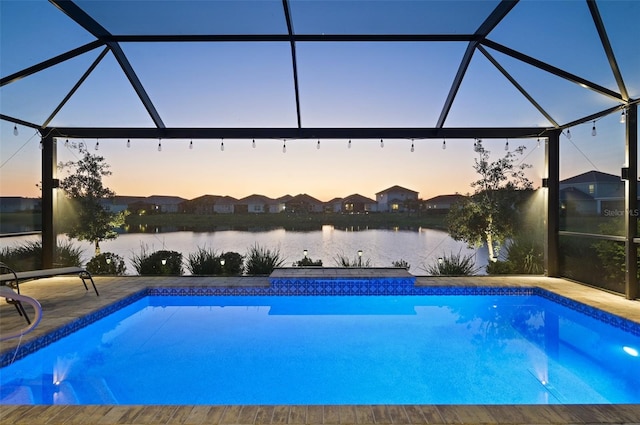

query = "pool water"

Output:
[[1, 294, 639, 405]]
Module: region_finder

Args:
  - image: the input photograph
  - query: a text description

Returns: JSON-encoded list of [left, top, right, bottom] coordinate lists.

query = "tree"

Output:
[[59, 145, 125, 256], [447, 140, 533, 261]]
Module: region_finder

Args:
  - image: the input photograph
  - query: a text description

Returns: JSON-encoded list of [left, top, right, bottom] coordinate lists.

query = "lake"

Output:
[[0, 226, 489, 275]]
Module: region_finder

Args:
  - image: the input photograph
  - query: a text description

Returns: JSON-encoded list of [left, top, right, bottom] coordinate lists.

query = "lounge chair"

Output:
[[0, 262, 99, 296], [0, 285, 43, 340]]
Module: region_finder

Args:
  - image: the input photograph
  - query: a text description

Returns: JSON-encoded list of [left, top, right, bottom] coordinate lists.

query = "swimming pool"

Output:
[[1, 286, 639, 405]]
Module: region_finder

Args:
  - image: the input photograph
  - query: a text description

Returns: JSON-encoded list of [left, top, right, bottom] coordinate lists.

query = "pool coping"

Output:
[[1, 275, 639, 424]]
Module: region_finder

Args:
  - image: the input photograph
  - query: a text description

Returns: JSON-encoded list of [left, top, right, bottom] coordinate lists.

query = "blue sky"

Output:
[[0, 0, 637, 201]]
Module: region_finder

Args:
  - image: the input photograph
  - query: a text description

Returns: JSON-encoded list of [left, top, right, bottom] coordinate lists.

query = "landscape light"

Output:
[[303, 249, 308, 258], [220, 258, 226, 266], [161, 259, 167, 265]]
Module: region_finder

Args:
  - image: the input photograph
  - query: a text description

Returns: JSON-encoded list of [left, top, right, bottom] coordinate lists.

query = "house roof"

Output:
[[286, 193, 324, 204], [375, 185, 418, 196], [146, 195, 187, 204], [560, 170, 621, 185], [342, 193, 376, 204], [237, 194, 276, 204], [423, 194, 467, 204]]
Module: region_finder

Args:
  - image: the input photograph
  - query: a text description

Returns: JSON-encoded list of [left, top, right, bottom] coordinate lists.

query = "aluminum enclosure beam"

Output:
[[48, 127, 549, 140], [544, 130, 561, 277], [624, 103, 638, 299], [41, 135, 57, 269]]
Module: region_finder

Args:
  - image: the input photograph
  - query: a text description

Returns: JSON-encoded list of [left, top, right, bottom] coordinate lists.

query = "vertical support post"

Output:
[[544, 129, 560, 277], [624, 104, 638, 299], [41, 135, 57, 269]]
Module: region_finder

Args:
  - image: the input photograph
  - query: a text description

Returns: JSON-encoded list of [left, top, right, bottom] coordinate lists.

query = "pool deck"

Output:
[[1, 273, 639, 424]]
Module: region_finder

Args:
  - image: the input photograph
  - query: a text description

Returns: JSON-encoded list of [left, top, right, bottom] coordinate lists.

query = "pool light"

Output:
[[623, 346, 639, 357]]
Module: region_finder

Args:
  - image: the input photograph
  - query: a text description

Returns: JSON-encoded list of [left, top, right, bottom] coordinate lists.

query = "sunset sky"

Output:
[[1, 0, 637, 202]]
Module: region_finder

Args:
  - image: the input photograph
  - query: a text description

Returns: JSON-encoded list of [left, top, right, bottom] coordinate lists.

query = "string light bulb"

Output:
[[410, 139, 414, 152], [95, 140, 99, 151], [566, 129, 572, 139], [39, 140, 43, 150], [380, 139, 384, 148], [220, 139, 224, 151], [126, 139, 131, 148], [621, 109, 626, 124], [252, 139, 256, 148], [592, 121, 597, 136], [348, 139, 352, 149], [189, 140, 193, 149], [65, 139, 70, 147], [537, 138, 541, 148], [505, 139, 509, 151], [282, 140, 286, 153], [317, 140, 320, 150], [158, 139, 162, 152], [442, 139, 446, 150], [13, 125, 18, 136]]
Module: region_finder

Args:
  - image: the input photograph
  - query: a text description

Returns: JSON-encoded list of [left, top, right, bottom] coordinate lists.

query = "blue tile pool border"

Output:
[[2, 283, 639, 367]]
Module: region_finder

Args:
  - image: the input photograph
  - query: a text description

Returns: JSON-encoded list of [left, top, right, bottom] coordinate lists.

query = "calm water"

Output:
[[0, 226, 489, 275], [2, 294, 638, 405]]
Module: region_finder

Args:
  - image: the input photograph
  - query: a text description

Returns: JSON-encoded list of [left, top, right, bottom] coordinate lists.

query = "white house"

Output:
[[375, 185, 419, 212]]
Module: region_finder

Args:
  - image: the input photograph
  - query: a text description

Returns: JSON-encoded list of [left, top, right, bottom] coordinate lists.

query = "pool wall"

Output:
[[1, 277, 639, 368]]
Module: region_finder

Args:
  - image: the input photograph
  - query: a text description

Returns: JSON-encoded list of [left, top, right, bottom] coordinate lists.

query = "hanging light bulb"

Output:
[[189, 140, 193, 149], [537, 138, 541, 148], [410, 139, 414, 153], [566, 129, 572, 139], [220, 139, 224, 151], [64, 139, 70, 147], [282, 140, 286, 153], [473, 139, 477, 150], [592, 121, 597, 136], [158, 139, 162, 152], [127, 139, 131, 148], [39, 140, 43, 150], [442, 139, 446, 150], [380, 139, 384, 148], [348, 139, 352, 149], [252, 139, 256, 148], [505, 139, 509, 151], [13, 125, 18, 136], [621, 109, 626, 124], [95, 140, 100, 150], [317, 140, 321, 150]]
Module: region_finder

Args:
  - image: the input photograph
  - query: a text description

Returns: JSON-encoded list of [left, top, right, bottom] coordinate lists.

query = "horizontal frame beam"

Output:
[[105, 34, 480, 43], [48, 127, 549, 140]]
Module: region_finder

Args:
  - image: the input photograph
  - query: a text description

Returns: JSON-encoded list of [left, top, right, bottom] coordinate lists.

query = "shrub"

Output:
[[424, 251, 478, 276], [293, 256, 323, 267], [486, 260, 515, 275], [132, 246, 183, 275], [244, 244, 285, 275], [333, 253, 371, 268], [186, 246, 221, 275], [85, 252, 127, 275], [392, 259, 410, 270], [219, 251, 244, 275], [0, 240, 83, 271]]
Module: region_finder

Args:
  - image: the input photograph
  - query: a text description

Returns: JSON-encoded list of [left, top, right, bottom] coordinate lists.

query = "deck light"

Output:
[[380, 139, 384, 148], [592, 121, 597, 136], [358, 250, 363, 267], [303, 249, 308, 258], [621, 109, 626, 123], [220, 258, 225, 266], [442, 139, 446, 150], [127, 139, 131, 148], [161, 259, 167, 265], [13, 125, 18, 136]]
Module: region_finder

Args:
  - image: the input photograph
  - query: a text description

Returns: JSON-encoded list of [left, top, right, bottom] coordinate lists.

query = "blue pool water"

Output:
[[1, 294, 639, 405]]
